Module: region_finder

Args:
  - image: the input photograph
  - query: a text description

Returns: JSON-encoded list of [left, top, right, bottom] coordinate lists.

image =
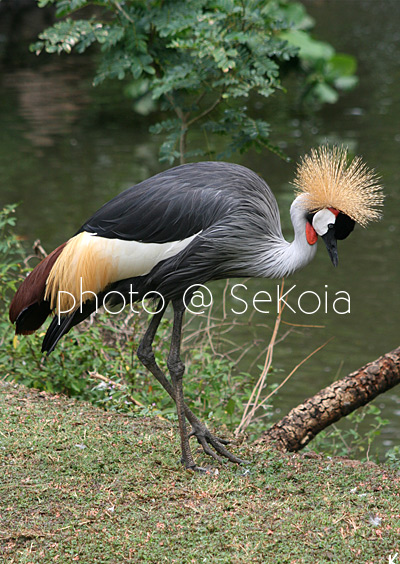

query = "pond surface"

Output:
[[1, 0, 399, 457]]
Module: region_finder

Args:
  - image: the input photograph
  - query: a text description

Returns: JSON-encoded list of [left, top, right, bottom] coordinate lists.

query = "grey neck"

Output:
[[255, 194, 318, 279]]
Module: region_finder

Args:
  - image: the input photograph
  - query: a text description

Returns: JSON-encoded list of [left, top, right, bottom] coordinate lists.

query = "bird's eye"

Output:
[[328, 223, 334, 229]]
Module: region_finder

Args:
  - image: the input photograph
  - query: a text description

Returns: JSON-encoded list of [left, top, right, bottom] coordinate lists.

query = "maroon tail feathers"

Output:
[[9, 243, 67, 335]]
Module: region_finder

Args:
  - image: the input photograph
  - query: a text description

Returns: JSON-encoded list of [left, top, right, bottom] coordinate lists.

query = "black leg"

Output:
[[137, 300, 206, 430], [137, 299, 173, 395], [137, 300, 198, 421], [137, 300, 246, 467], [167, 300, 198, 470]]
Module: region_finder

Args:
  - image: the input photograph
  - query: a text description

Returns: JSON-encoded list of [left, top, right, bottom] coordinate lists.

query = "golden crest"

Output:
[[293, 145, 384, 226]]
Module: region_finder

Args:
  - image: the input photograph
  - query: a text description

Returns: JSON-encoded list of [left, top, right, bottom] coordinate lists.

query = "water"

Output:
[[1, 0, 399, 456]]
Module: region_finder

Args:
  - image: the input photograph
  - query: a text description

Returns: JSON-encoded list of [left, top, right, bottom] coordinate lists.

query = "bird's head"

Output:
[[293, 145, 384, 267]]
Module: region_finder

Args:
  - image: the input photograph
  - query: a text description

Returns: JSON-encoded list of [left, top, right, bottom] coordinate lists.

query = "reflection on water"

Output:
[[1, 0, 399, 456], [3, 65, 88, 147]]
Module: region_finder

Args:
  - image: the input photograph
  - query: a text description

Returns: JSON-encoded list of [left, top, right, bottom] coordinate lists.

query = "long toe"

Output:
[[196, 436, 225, 465], [190, 423, 247, 465], [206, 434, 248, 465], [189, 428, 230, 446]]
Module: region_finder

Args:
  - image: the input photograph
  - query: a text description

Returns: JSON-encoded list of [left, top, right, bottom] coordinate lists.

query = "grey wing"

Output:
[[76, 161, 283, 244]]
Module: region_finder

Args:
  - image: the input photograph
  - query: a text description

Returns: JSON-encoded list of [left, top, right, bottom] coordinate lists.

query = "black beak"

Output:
[[321, 226, 338, 267]]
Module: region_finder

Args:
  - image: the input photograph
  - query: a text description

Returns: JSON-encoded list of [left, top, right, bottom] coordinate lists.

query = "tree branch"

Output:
[[186, 94, 223, 128], [113, 1, 134, 24], [258, 346, 400, 452]]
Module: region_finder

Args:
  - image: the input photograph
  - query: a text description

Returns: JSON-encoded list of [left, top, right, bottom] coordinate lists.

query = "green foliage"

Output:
[[307, 404, 390, 461], [31, 0, 357, 163], [0, 204, 25, 300], [385, 445, 400, 468], [281, 29, 358, 104]]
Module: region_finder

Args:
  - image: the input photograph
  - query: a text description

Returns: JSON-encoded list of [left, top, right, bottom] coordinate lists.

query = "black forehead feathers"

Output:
[[306, 211, 315, 224], [334, 212, 355, 240]]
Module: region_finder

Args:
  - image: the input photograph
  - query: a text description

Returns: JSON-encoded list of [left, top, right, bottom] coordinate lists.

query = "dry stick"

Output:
[[247, 344, 273, 375], [252, 338, 332, 414], [234, 310, 283, 435], [23, 244, 47, 267], [182, 321, 234, 344], [235, 340, 259, 365], [222, 279, 230, 320], [235, 280, 286, 436], [205, 281, 235, 359], [87, 371, 144, 407], [33, 239, 47, 259], [182, 318, 250, 344], [273, 328, 294, 347], [235, 281, 330, 434], [237, 333, 331, 434], [206, 293, 219, 357], [281, 320, 325, 329]]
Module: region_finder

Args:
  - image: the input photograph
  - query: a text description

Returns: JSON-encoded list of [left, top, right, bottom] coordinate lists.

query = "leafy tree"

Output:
[[32, 0, 357, 162]]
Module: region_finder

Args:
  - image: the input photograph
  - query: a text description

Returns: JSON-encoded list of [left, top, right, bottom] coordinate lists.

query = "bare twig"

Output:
[[253, 338, 332, 413], [186, 94, 223, 127], [33, 239, 47, 259], [113, 1, 134, 23], [234, 280, 286, 436], [87, 370, 144, 407]]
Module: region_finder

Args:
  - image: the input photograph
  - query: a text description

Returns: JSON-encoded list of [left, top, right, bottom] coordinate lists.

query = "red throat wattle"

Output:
[[306, 222, 318, 245]]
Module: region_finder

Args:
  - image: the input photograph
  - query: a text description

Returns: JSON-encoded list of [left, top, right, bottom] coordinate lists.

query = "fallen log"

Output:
[[258, 346, 400, 451]]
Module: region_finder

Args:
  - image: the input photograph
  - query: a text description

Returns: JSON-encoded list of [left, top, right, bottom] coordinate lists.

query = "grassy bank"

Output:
[[0, 380, 398, 563]]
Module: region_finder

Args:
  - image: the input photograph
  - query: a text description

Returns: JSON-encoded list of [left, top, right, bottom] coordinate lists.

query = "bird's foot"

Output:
[[189, 422, 247, 465]]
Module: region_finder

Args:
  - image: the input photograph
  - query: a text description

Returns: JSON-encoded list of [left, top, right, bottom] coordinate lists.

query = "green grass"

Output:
[[0, 380, 399, 564]]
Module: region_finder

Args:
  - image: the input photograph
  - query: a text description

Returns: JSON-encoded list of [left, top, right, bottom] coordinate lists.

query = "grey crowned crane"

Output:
[[9, 146, 383, 471]]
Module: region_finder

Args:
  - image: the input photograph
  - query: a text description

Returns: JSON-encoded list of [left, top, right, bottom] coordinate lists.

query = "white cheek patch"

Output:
[[312, 209, 337, 236]]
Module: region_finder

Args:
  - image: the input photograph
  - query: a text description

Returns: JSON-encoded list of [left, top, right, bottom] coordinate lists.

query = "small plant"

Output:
[[386, 445, 400, 468], [0, 204, 26, 301], [306, 403, 390, 461]]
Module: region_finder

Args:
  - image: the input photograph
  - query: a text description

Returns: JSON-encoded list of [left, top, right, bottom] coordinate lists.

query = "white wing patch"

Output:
[[106, 232, 199, 280], [45, 231, 199, 312]]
